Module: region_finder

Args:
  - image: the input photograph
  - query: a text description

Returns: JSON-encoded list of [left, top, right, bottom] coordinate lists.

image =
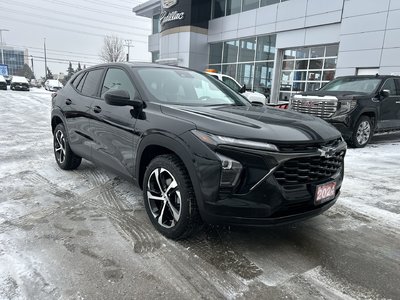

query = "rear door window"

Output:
[[81, 69, 104, 97]]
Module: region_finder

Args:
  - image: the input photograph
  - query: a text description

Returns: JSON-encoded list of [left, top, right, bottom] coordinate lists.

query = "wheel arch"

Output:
[[136, 134, 205, 213]]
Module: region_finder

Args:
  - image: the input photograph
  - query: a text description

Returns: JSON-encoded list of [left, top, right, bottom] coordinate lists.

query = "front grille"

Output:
[[291, 96, 338, 118], [274, 150, 345, 186], [277, 138, 342, 153]]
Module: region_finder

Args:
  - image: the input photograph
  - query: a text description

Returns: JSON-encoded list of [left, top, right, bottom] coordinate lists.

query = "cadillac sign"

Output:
[[160, 0, 211, 32], [162, 0, 178, 9], [160, 0, 185, 27]]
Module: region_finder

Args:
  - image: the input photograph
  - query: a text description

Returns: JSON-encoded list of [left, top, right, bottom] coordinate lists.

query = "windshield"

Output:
[[320, 77, 381, 94], [135, 68, 249, 107]]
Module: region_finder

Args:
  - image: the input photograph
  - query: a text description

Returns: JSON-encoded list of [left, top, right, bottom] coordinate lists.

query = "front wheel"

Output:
[[53, 124, 82, 170], [143, 154, 202, 239], [349, 116, 373, 148]]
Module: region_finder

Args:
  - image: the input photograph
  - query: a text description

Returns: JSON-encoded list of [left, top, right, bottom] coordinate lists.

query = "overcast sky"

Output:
[[0, 0, 151, 78]]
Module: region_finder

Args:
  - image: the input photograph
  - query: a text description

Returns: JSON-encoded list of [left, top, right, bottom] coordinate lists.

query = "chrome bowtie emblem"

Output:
[[162, 0, 178, 9], [318, 147, 336, 158]]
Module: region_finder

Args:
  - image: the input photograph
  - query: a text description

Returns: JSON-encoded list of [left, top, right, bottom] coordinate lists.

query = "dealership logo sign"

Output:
[[160, 11, 185, 25], [162, 0, 178, 9], [160, 0, 185, 27]]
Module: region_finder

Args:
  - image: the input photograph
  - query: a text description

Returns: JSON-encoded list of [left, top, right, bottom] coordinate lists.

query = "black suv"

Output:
[[290, 75, 400, 147], [51, 63, 346, 239]]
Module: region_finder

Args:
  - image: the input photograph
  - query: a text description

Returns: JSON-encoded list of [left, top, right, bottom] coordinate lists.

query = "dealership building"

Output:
[[133, 0, 400, 102]]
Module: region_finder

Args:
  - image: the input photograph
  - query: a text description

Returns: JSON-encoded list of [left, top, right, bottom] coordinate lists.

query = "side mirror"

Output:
[[239, 84, 246, 94], [380, 89, 390, 99], [104, 89, 143, 109]]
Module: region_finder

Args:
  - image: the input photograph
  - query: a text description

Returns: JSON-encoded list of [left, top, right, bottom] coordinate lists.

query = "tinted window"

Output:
[[381, 78, 398, 96], [72, 72, 85, 89], [222, 76, 240, 92], [76, 73, 87, 92], [101, 68, 137, 100], [81, 69, 104, 97]]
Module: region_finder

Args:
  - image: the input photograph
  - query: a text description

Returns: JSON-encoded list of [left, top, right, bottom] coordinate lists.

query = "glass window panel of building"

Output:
[[212, 0, 290, 19], [209, 34, 276, 95], [279, 44, 339, 101]]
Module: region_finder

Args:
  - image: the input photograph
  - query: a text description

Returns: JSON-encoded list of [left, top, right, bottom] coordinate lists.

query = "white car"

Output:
[[205, 71, 267, 105], [45, 79, 64, 91], [10, 76, 30, 91]]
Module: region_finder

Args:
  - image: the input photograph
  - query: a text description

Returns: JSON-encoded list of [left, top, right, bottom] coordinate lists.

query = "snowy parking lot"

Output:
[[0, 88, 399, 299]]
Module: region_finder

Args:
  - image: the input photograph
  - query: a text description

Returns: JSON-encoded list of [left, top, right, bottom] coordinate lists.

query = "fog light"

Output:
[[216, 153, 243, 187]]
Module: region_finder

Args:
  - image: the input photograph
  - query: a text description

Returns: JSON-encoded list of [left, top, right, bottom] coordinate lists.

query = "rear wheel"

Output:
[[53, 123, 82, 170], [143, 154, 202, 239], [349, 116, 373, 148]]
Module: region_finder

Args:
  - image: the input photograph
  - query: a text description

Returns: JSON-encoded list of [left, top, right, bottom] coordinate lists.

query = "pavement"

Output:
[[0, 88, 399, 300]]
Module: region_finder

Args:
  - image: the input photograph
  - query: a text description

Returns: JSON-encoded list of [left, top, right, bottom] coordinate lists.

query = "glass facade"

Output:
[[212, 0, 288, 18], [0, 49, 25, 76], [279, 44, 339, 101], [209, 34, 276, 98], [152, 14, 160, 34]]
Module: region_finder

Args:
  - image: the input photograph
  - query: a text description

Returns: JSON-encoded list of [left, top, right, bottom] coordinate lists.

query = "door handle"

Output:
[[93, 106, 102, 113], [65, 99, 72, 105], [396, 101, 400, 104]]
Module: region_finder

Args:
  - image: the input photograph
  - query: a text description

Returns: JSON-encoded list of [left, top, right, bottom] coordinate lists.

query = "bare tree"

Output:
[[99, 35, 126, 63]]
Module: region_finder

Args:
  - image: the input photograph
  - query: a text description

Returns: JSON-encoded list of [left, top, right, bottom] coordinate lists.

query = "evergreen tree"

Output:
[[16, 63, 35, 80], [76, 62, 82, 72], [83, 64, 86, 69], [65, 61, 75, 82], [46, 67, 54, 80]]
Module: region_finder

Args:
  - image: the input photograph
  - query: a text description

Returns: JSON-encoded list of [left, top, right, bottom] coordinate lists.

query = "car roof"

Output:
[[84, 62, 184, 71]]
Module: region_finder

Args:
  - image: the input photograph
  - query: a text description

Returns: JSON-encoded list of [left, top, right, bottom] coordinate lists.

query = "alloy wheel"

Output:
[[356, 120, 371, 146], [147, 168, 182, 228], [54, 130, 66, 164]]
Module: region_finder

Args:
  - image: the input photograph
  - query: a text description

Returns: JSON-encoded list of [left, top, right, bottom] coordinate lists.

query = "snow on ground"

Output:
[[0, 88, 399, 299]]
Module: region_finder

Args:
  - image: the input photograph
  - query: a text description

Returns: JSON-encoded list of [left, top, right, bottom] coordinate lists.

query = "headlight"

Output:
[[192, 130, 279, 152], [336, 99, 356, 115]]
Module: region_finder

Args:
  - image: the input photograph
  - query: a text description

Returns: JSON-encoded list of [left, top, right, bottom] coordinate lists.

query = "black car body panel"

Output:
[[51, 63, 346, 228]]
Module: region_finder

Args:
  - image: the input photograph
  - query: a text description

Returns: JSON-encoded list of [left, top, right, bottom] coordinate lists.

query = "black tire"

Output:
[[53, 123, 82, 170], [349, 116, 373, 148], [143, 154, 202, 239]]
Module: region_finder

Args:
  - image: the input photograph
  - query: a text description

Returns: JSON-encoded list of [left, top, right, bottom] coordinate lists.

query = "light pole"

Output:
[[124, 39, 134, 62], [30, 55, 35, 77], [0, 29, 10, 65]]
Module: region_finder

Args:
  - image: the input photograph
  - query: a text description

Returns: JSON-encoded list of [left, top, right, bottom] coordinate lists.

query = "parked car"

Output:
[[51, 63, 346, 239], [10, 76, 30, 91], [290, 75, 400, 147], [205, 70, 267, 105], [0, 75, 7, 90], [45, 79, 64, 91]]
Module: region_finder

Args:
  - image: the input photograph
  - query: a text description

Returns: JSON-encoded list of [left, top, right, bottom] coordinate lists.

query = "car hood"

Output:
[[160, 104, 341, 143], [297, 90, 368, 99]]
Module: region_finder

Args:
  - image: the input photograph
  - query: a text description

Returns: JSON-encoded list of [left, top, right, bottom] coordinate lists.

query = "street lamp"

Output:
[[0, 29, 10, 65]]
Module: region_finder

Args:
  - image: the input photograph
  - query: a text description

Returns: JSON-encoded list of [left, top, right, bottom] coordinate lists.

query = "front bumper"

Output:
[[196, 142, 346, 226], [11, 84, 29, 91]]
